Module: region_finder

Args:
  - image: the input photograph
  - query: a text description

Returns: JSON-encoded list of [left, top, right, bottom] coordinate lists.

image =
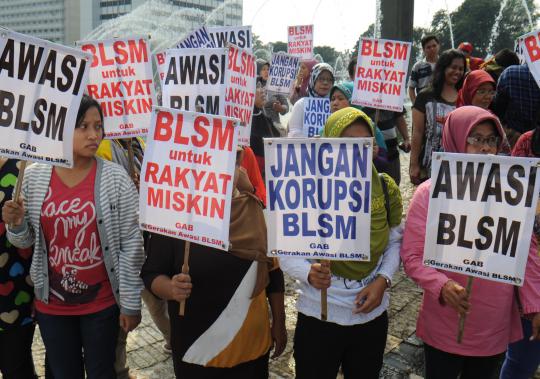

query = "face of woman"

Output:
[[444, 58, 465, 86], [299, 63, 309, 78], [73, 107, 103, 159], [314, 70, 334, 97], [260, 65, 269, 80], [465, 121, 499, 155], [471, 83, 495, 109], [340, 121, 379, 157], [330, 90, 349, 113]]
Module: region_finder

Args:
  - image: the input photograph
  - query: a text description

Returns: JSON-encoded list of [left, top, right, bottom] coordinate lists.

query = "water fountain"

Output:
[[444, 1, 455, 48], [374, 0, 383, 39], [520, 0, 533, 28], [486, 0, 509, 57]]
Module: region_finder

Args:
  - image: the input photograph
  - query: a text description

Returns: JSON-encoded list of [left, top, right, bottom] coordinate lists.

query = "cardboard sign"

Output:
[[162, 48, 227, 115], [223, 44, 257, 146], [288, 24, 314, 59], [265, 138, 373, 261], [207, 26, 253, 52], [80, 37, 156, 138], [303, 98, 330, 137], [139, 107, 239, 251], [515, 34, 526, 64], [424, 153, 540, 286], [175, 26, 216, 49], [0, 29, 90, 167], [266, 52, 300, 94], [521, 29, 540, 87], [352, 38, 411, 112]]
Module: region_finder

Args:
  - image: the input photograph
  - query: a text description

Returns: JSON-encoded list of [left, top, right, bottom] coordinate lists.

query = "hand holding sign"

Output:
[[2, 199, 25, 228], [308, 261, 331, 289], [171, 273, 192, 302], [441, 279, 470, 316]]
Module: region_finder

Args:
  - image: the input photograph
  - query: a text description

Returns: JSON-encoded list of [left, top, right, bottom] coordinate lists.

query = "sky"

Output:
[[243, 0, 540, 52]]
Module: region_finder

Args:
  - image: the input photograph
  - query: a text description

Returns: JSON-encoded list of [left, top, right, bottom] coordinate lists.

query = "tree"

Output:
[[314, 45, 339, 66]]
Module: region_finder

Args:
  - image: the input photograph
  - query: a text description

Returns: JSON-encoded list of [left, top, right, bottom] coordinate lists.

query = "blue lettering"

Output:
[[334, 180, 347, 207], [318, 143, 333, 176], [318, 214, 333, 237], [300, 144, 316, 175], [349, 180, 363, 212], [268, 180, 284, 211], [352, 144, 369, 177], [336, 216, 356, 239], [285, 180, 301, 209], [283, 214, 299, 236], [302, 178, 316, 208], [301, 213, 316, 236]]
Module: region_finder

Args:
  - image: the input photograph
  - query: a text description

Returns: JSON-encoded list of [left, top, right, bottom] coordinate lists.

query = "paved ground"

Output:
[[19, 149, 427, 379]]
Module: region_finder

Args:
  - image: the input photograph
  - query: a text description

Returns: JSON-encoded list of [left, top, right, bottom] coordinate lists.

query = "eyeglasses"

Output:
[[475, 89, 496, 97], [317, 77, 334, 84], [466, 135, 500, 148]]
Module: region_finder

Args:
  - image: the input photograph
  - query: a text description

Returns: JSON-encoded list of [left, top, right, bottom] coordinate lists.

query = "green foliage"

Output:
[[314, 45, 339, 66]]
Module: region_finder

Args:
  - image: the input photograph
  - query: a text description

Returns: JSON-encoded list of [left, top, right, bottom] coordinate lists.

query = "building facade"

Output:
[[0, 0, 243, 46]]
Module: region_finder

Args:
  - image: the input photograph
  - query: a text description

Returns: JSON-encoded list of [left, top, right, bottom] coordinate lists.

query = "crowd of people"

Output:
[[1, 29, 540, 379]]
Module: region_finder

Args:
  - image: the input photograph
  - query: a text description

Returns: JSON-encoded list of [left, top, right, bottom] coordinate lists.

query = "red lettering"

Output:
[[173, 114, 189, 145], [192, 116, 210, 148], [394, 43, 408, 60], [525, 35, 540, 63], [145, 162, 159, 183], [154, 111, 174, 141], [156, 52, 165, 65], [98, 43, 115, 66], [128, 39, 148, 63], [81, 44, 99, 68], [361, 40, 372, 56]]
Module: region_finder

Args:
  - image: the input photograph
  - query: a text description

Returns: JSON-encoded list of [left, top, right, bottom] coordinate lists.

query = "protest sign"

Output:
[[351, 38, 411, 112], [207, 26, 253, 52], [521, 29, 540, 87], [154, 50, 168, 84], [266, 52, 300, 94], [80, 37, 155, 138], [288, 24, 314, 59], [515, 34, 526, 64], [303, 98, 330, 137], [162, 48, 227, 115], [265, 138, 373, 261], [424, 152, 540, 286], [223, 44, 257, 146], [175, 26, 216, 49], [0, 29, 90, 167], [139, 106, 239, 251]]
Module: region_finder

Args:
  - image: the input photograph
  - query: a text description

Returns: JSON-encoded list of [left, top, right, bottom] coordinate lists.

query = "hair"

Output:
[[494, 48, 520, 68], [76, 95, 103, 128], [421, 35, 439, 49], [348, 56, 357, 80], [430, 49, 467, 96]]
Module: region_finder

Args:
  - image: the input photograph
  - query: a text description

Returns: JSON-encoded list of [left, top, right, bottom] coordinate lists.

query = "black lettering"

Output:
[[457, 215, 472, 249], [38, 50, 57, 88], [505, 165, 525, 206], [57, 54, 75, 92], [475, 216, 493, 250], [31, 98, 47, 134], [481, 163, 502, 202], [14, 95, 29, 131], [18, 42, 44, 82], [209, 54, 220, 84], [0, 39, 15, 77], [494, 218, 520, 257], [432, 160, 453, 199], [0, 90, 14, 126], [525, 166, 537, 207], [71, 58, 86, 95], [437, 213, 455, 245], [164, 57, 178, 85], [179, 55, 196, 84], [456, 161, 484, 200], [45, 103, 66, 141], [196, 57, 208, 85]]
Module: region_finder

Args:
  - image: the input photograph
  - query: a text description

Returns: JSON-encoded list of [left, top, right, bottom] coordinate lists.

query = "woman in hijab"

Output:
[[456, 70, 511, 154], [501, 113, 540, 379], [288, 63, 335, 137], [256, 61, 289, 135], [401, 106, 540, 379], [280, 107, 403, 379], [290, 59, 318, 105], [141, 149, 287, 378]]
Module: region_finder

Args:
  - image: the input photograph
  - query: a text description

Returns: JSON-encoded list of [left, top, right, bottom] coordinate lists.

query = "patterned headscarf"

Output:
[[322, 107, 374, 138], [329, 82, 354, 102], [307, 63, 335, 97]]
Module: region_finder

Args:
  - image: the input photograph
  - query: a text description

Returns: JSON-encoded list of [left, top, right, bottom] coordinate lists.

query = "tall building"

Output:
[[0, 0, 243, 46]]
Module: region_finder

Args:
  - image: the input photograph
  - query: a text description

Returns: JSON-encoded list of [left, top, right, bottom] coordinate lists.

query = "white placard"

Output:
[[352, 38, 411, 112], [139, 106, 239, 251], [288, 24, 314, 59], [207, 26, 253, 52], [79, 37, 156, 138], [265, 138, 373, 261], [223, 44, 257, 146], [424, 152, 540, 285], [521, 29, 540, 87], [0, 29, 90, 167], [302, 98, 330, 137], [162, 48, 227, 115], [266, 52, 300, 94]]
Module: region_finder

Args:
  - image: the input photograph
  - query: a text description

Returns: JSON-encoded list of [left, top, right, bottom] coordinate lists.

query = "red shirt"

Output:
[[36, 162, 116, 315], [241, 147, 267, 206]]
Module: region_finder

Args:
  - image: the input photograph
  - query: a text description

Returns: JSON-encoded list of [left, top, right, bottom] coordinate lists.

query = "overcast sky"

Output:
[[243, 0, 540, 52]]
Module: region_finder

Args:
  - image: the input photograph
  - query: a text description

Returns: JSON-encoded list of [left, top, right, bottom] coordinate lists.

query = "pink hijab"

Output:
[[456, 70, 495, 107], [298, 59, 318, 97], [442, 106, 505, 153]]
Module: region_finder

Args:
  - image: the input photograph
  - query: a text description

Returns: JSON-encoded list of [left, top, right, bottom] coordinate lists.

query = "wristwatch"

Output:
[[377, 274, 391, 289]]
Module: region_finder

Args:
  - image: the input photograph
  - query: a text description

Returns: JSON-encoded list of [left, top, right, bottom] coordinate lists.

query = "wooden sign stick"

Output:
[[321, 259, 330, 321], [179, 241, 191, 316], [457, 276, 474, 343], [9, 160, 27, 229], [125, 138, 136, 181]]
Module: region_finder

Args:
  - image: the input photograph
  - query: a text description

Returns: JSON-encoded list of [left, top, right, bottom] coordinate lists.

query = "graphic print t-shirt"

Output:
[[37, 163, 115, 315]]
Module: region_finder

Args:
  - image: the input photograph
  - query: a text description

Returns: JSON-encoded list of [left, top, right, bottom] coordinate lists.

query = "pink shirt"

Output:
[[401, 180, 540, 356]]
